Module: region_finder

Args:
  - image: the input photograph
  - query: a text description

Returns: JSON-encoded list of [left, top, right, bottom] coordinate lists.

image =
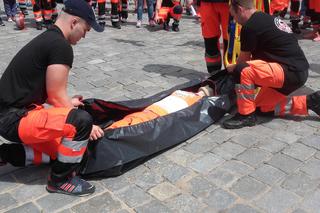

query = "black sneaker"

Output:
[[0, 19, 5, 26], [112, 21, 121, 29], [222, 112, 257, 129], [36, 21, 42, 30], [300, 21, 311, 29], [186, 8, 191, 16], [163, 22, 170, 31], [307, 91, 320, 116], [46, 175, 95, 196], [172, 23, 180, 32], [44, 20, 53, 29], [0, 156, 7, 166]]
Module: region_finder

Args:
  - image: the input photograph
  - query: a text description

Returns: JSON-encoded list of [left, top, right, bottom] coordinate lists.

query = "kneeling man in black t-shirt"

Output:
[[223, 0, 320, 129], [0, 0, 105, 196]]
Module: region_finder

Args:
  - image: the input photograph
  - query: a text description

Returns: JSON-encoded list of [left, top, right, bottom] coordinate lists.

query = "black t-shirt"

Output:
[[0, 25, 73, 108], [162, 0, 174, 7], [241, 12, 309, 73]]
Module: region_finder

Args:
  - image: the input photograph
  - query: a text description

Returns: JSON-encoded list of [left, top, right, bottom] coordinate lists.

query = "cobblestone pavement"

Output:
[[1, 3, 320, 213]]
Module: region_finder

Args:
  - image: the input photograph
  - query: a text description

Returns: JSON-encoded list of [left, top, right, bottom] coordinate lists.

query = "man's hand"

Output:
[[71, 95, 84, 107], [89, 125, 104, 141], [226, 64, 236, 73], [154, 13, 161, 23]]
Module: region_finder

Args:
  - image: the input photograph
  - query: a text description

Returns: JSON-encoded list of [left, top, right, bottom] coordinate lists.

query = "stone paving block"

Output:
[[231, 134, 261, 148], [301, 189, 320, 213], [315, 151, 320, 159], [188, 153, 225, 174], [224, 204, 262, 213], [267, 153, 302, 174], [116, 210, 131, 213], [230, 176, 267, 200], [165, 149, 196, 167], [183, 176, 216, 198], [206, 169, 239, 188], [133, 169, 163, 191], [87, 59, 106, 65], [101, 175, 131, 192], [162, 163, 191, 183], [286, 121, 318, 136], [183, 137, 218, 154], [256, 139, 287, 153], [282, 142, 317, 161], [36, 192, 80, 212], [165, 194, 206, 213], [148, 182, 181, 201], [135, 200, 173, 213], [0, 164, 19, 176], [299, 135, 320, 150], [236, 148, 272, 167], [11, 179, 47, 203], [218, 160, 254, 176], [0, 174, 19, 192], [300, 158, 320, 178], [11, 166, 49, 183], [271, 131, 301, 144], [71, 192, 122, 213], [5, 202, 41, 213], [0, 193, 17, 211], [202, 188, 237, 211], [262, 118, 288, 130], [291, 209, 309, 213], [254, 187, 300, 213], [211, 142, 246, 160], [115, 185, 153, 208], [249, 164, 286, 185], [281, 172, 319, 197], [208, 128, 238, 144]]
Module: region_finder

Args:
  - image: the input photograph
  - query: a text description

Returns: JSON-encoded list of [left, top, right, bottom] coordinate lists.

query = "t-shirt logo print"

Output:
[[274, 17, 292, 33]]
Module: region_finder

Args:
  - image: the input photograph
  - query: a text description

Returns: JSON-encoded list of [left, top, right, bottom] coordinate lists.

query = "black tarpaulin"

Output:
[[79, 75, 235, 178]]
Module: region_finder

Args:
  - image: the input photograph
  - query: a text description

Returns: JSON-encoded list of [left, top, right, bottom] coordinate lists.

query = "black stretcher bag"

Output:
[[79, 74, 235, 178]]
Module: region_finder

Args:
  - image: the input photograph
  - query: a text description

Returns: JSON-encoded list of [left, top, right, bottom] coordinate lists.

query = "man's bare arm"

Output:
[[46, 64, 74, 108]]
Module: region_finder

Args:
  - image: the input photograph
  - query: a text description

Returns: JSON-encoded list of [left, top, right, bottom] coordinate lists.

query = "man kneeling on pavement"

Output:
[[0, 0, 104, 196], [221, 0, 320, 129]]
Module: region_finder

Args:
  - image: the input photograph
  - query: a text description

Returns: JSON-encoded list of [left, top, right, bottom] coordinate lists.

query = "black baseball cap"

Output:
[[63, 0, 104, 32]]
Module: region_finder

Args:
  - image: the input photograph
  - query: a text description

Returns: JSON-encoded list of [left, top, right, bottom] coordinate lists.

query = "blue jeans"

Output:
[[3, 0, 17, 17], [137, 0, 154, 21]]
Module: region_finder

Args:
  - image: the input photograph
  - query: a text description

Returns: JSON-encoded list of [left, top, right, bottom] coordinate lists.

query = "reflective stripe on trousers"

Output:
[[24, 145, 50, 165], [57, 138, 88, 163]]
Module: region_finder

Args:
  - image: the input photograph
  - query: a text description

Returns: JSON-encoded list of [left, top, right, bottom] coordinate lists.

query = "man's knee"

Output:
[[233, 62, 250, 83], [66, 109, 93, 141]]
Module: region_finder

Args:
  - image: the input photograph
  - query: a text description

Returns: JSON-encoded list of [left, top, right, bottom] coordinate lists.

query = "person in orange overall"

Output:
[[271, 0, 302, 33], [222, 0, 317, 129], [303, 0, 320, 41], [31, 0, 58, 30], [199, 0, 229, 74], [154, 0, 183, 31], [0, 0, 104, 196]]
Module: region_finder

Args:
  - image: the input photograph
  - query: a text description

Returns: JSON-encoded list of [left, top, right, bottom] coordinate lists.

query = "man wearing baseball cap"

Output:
[[0, 0, 104, 196]]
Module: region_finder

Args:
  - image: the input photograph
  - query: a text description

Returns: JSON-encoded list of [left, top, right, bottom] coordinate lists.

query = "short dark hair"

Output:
[[231, 0, 254, 9]]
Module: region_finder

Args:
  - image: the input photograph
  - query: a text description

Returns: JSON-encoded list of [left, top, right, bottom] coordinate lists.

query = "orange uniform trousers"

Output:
[[18, 106, 88, 165], [236, 60, 308, 116]]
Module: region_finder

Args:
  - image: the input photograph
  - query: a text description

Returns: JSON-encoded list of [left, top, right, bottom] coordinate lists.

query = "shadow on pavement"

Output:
[[310, 63, 320, 75], [113, 38, 145, 47], [143, 64, 207, 80], [0, 164, 49, 186]]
